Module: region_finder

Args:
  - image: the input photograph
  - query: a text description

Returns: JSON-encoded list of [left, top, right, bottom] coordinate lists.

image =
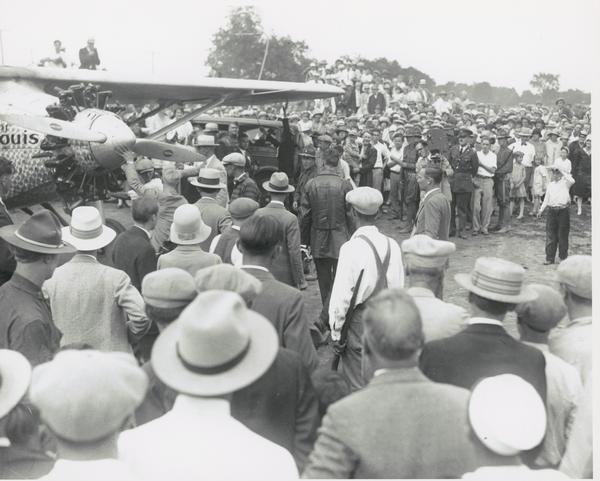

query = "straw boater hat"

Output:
[[0, 349, 31, 419], [151, 290, 278, 396], [61, 206, 116, 251], [263, 172, 295, 194], [169, 204, 211, 245], [188, 168, 226, 189], [455, 257, 537, 303], [0, 209, 75, 254]]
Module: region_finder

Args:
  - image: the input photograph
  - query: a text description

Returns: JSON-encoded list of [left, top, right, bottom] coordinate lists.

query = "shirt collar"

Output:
[[9, 273, 42, 296], [422, 187, 440, 202], [468, 317, 504, 327], [234, 172, 247, 183], [240, 264, 269, 273], [406, 286, 435, 298], [351, 225, 379, 238], [173, 394, 230, 416], [231, 225, 240, 231], [567, 316, 592, 327], [134, 224, 152, 239], [522, 341, 550, 352], [270, 200, 285, 206]]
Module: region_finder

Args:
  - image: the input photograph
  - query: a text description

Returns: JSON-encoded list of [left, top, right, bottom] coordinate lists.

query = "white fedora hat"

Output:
[[262, 172, 295, 193], [151, 290, 278, 396], [170, 204, 211, 245], [61, 206, 116, 251], [455, 257, 537, 304], [0, 349, 31, 419], [188, 168, 226, 190]]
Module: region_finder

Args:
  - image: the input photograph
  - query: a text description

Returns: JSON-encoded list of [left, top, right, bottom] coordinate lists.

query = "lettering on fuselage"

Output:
[[0, 122, 42, 147]]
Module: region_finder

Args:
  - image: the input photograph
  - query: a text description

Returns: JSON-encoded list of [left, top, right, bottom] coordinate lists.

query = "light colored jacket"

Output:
[[157, 245, 221, 276], [43, 255, 149, 353], [549, 316, 592, 385]]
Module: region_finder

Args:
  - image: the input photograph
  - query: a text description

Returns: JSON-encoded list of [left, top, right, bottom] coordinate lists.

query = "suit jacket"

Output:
[[78, 46, 100, 69], [193, 197, 232, 251], [303, 368, 511, 479], [255, 202, 304, 287], [414, 188, 451, 240], [366, 92, 386, 114], [242, 267, 318, 372], [157, 244, 221, 276], [448, 145, 479, 192], [111, 226, 157, 292], [420, 322, 547, 402], [407, 287, 467, 342], [0, 203, 15, 286]]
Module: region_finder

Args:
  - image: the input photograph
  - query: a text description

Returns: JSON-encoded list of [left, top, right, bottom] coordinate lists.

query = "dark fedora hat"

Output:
[[0, 209, 75, 254]]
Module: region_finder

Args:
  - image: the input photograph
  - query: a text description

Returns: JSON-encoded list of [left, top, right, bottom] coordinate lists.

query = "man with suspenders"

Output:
[[328, 187, 405, 391]]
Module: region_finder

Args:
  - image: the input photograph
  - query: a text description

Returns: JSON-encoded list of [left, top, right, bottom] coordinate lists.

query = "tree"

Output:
[[206, 6, 312, 81], [529, 73, 560, 97]]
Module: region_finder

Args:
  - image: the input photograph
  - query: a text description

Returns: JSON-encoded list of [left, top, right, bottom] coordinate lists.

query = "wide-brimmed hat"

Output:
[[151, 290, 278, 396], [170, 204, 211, 245], [202, 123, 219, 134], [0, 209, 75, 255], [263, 172, 295, 193], [188, 168, 226, 189], [61, 206, 116, 251], [0, 350, 31, 419], [519, 127, 532, 137], [455, 257, 537, 304]]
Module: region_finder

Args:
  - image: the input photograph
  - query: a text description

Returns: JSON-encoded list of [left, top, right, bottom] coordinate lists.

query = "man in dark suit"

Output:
[[239, 215, 319, 373], [304, 289, 510, 478], [111, 196, 158, 292], [255, 172, 306, 289], [414, 166, 451, 240], [0, 157, 15, 286], [366, 84, 386, 114], [419, 256, 547, 403], [78, 37, 100, 69]]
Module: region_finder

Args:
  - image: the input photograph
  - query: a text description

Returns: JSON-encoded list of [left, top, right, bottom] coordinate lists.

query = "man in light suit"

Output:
[[255, 172, 306, 289], [414, 166, 451, 240], [402, 235, 467, 342], [239, 215, 319, 373], [194, 135, 228, 207], [303, 289, 510, 479]]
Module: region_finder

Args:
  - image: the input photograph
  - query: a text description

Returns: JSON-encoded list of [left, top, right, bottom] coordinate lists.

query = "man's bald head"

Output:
[[363, 289, 424, 361]]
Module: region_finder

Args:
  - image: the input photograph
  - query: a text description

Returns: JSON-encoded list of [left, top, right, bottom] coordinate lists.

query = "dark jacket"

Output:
[[495, 146, 514, 176], [213, 226, 240, 264], [414, 188, 451, 240], [448, 145, 479, 192], [419, 323, 547, 402], [254, 202, 304, 288], [0, 203, 15, 286], [278, 118, 297, 180], [78, 46, 100, 69], [358, 145, 377, 187], [299, 171, 354, 259], [111, 226, 157, 292], [230, 173, 261, 203], [135, 348, 319, 472], [367, 93, 386, 114], [241, 266, 319, 373]]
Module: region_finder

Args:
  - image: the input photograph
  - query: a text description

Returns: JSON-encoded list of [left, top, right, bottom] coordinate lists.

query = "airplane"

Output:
[[0, 65, 342, 227]]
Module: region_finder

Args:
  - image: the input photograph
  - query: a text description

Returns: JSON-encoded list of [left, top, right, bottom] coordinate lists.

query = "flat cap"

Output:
[[515, 284, 567, 332], [345, 187, 383, 215], [30, 350, 148, 442], [228, 198, 259, 220], [134, 157, 154, 173], [222, 152, 246, 167], [402, 235, 456, 268], [195, 264, 262, 306], [556, 255, 592, 299], [142, 267, 197, 308]]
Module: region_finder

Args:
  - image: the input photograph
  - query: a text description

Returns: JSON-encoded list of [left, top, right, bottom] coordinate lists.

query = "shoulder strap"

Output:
[[356, 235, 383, 272], [356, 235, 392, 290]]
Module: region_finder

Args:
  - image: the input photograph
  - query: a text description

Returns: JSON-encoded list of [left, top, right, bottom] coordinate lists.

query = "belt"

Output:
[[475, 174, 493, 179], [548, 205, 569, 210], [372, 167, 383, 170]]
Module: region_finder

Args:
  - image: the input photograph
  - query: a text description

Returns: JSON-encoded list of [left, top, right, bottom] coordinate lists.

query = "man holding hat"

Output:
[[118, 291, 298, 480], [157, 204, 221, 275], [210, 198, 259, 266], [329, 187, 404, 390], [402, 235, 468, 342], [190, 168, 232, 251], [43, 206, 150, 353], [255, 172, 305, 289], [516, 284, 583, 468], [31, 350, 147, 480], [0, 210, 74, 365], [420, 257, 547, 402], [549, 255, 592, 384], [223, 152, 260, 203]]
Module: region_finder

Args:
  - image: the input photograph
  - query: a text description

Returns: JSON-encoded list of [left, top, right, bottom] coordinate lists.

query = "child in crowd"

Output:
[[531, 158, 548, 216], [537, 163, 575, 265], [510, 151, 527, 219]]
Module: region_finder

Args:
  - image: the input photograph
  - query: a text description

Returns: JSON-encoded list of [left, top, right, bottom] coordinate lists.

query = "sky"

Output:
[[0, 0, 596, 94]]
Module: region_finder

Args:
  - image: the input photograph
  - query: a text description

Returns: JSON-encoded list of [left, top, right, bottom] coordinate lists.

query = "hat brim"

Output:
[[455, 273, 538, 304], [169, 222, 211, 245], [188, 178, 226, 189], [0, 350, 31, 418], [151, 310, 279, 396], [262, 182, 295, 193], [61, 226, 116, 251], [0, 225, 76, 255]]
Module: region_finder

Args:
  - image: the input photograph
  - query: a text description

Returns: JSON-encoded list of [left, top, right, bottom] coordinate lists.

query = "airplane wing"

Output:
[[0, 66, 343, 110]]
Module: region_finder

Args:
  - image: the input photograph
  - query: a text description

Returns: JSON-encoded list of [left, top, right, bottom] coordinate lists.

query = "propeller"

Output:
[[131, 139, 203, 163], [0, 114, 107, 143]]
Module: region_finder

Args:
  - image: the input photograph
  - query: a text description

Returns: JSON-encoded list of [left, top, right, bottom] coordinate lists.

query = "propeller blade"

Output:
[[0, 114, 107, 143], [132, 139, 203, 163]]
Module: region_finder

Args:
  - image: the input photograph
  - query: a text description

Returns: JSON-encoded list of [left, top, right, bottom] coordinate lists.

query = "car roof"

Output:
[[191, 115, 282, 130]]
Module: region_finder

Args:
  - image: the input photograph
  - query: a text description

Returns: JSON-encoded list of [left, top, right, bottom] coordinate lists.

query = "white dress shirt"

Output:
[[119, 395, 298, 481], [373, 142, 390, 168], [476, 150, 497, 177], [389, 146, 403, 173], [329, 226, 404, 339], [540, 174, 575, 210]]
